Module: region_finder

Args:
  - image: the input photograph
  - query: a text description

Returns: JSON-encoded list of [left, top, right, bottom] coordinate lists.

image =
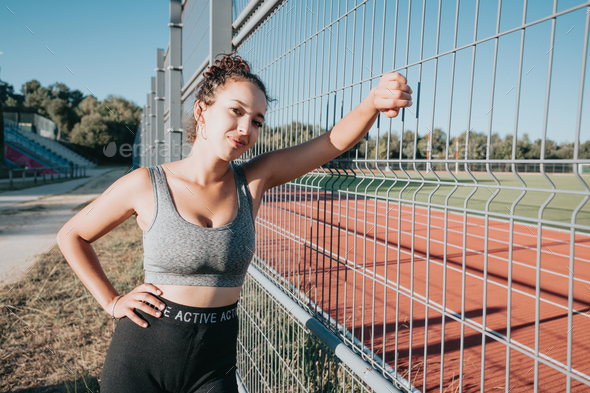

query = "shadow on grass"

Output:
[[8, 375, 100, 393]]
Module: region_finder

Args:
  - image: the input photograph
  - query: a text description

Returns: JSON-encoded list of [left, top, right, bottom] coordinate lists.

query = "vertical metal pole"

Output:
[[145, 96, 152, 167], [483, 3, 503, 392], [427, 132, 431, 173], [507, 1, 529, 390], [155, 48, 166, 165], [143, 106, 148, 167], [455, 137, 459, 175], [167, 0, 183, 163], [568, 6, 590, 392], [210, 0, 233, 63], [535, 2, 558, 391], [150, 77, 157, 167]]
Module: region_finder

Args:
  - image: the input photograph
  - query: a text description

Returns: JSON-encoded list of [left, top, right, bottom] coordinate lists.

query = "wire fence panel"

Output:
[[232, 0, 590, 392], [238, 271, 377, 393]]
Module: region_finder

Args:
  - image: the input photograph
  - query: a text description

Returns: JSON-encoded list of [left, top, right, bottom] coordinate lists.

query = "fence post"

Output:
[[34, 169, 37, 184], [145, 98, 151, 167], [166, 0, 184, 163], [149, 78, 157, 167], [9, 169, 13, 188], [22, 169, 25, 185], [210, 0, 233, 66], [155, 48, 166, 165]]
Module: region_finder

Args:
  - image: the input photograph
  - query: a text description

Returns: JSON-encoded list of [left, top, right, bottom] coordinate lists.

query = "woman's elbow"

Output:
[[56, 221, 77, 246]]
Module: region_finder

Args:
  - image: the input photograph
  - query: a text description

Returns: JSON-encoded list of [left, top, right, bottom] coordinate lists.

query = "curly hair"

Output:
[[184, 51, 275, 145]]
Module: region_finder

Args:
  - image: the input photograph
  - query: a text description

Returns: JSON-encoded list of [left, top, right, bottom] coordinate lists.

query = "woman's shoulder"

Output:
[[112, 167, 157, 223], [235, 160, 266, 203], [235, 160, 254, 184], [121, 166, 152, 186], [110, 167, 155, 202]]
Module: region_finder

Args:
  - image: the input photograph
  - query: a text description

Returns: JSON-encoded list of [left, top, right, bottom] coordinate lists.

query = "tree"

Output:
[[514, 133, 532, 159], [402, 130, 419, 159], [526, 138, 542, 159], [68, 95, 141, 156], [21, 80, 50, 115], [4, 96, 19, 108], [46, 98, 79, 140], [75, 95, 99, 117], [0, 80, 14, 104], [377, 131, 401, 159], [417, 128, 446, 159], [99, 95, 144, 148], [579, 141, 590, 159], [47, 83, 83, 107], [490, 135, 513, 159], [69, 113, 110, 148]]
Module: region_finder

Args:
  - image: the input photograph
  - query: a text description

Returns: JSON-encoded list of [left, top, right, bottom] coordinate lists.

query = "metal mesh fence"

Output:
[[237, 271, 378, 392], [232, 0, 590, 392]]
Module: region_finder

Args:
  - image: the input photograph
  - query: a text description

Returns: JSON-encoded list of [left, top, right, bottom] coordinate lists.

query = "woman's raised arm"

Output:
[[244, 72, 413, 192], [56, 168, 164, 328]]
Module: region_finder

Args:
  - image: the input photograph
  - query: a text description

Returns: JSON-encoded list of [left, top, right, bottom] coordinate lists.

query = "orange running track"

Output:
[[255, 186, 590, 393]]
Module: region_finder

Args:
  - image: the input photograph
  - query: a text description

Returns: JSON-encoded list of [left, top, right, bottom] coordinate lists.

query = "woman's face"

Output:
[[194, 80, 267, 161]]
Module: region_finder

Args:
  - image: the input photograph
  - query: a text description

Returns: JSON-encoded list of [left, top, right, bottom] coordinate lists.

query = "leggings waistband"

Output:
[[140, 295, 239, 327]]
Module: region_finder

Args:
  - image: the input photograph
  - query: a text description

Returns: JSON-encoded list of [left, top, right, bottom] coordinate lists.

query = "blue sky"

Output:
[[0, 0, 169, 106], [1, 0, 589, 145], [244, 0, 589, 145]]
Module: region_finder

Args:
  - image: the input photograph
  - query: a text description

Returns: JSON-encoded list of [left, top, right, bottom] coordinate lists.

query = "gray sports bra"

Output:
[[142, 162, 256, 287]]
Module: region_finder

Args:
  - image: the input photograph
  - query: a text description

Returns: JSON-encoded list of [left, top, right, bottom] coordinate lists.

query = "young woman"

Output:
[[56, 52, 412, 393]]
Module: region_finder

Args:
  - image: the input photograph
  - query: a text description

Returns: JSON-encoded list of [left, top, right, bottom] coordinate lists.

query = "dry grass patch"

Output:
[[1, 216, 144, 393]]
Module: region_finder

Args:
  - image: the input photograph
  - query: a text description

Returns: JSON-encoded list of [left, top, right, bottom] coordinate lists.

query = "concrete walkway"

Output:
[[0, 167, 117, 208], [0, 166, 131, 288]]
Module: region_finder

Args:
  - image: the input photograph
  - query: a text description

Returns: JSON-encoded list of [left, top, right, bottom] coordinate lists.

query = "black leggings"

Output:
[[100, 295, 240, 393]]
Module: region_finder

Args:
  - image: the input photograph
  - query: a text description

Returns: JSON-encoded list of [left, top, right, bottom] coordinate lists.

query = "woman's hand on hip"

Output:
[[111, 283, 166, 328]]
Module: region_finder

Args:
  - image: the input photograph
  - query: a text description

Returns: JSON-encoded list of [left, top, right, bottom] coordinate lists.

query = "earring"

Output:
[[200, 123, 207, 140]]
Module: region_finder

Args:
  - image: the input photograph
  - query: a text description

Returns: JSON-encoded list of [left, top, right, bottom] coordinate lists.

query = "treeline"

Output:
[[357, 128, 590, 160], [257, 123, 590, 160], [0, 79, 141, 163]]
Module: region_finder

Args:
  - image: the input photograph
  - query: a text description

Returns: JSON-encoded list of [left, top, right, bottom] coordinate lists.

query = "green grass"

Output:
[[297, 170, 590, 227]]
